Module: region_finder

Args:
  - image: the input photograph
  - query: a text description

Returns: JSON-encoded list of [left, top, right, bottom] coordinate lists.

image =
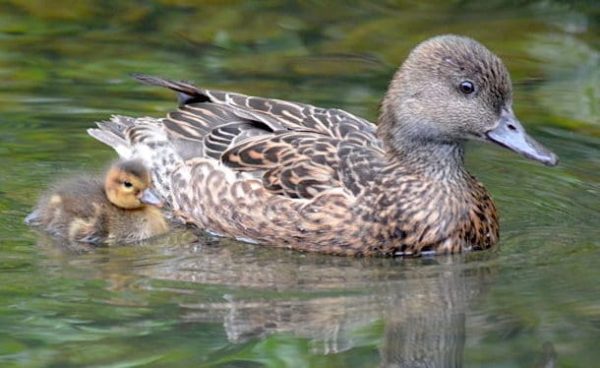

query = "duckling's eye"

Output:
[[123, 181, 133, 188], [459, 81, 475, 95]]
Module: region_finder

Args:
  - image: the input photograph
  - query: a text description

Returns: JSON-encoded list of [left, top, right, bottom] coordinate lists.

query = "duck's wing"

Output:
[[221, 131, 384, 198], [133, 75, 385, 199], [135, 74, 380, 147]]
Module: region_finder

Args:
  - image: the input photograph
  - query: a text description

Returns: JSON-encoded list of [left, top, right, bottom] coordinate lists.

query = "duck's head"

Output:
[[104, 160, 163, 210], [379, 35, 558, 166]]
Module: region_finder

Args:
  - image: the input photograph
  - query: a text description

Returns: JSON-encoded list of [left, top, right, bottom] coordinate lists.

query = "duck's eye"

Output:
[[459, 81, 475, 95], [123, 181, 133, 188]]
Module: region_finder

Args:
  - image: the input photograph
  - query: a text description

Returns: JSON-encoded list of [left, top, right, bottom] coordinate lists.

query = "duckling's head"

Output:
[[104, 160, 163, 210], [379, 35, 557, 166]]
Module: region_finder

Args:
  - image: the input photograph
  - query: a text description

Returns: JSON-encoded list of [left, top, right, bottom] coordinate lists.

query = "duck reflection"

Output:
[[148, 239, 497, 367], [35, 234, 497, 367]]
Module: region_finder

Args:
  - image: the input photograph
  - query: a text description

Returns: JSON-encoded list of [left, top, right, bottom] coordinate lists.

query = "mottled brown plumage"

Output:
[[88, 35, 557, 256], [26, 160, 169, 244]]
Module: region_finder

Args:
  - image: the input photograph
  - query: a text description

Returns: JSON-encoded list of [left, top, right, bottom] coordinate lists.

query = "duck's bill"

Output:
[[139, 189, 163, 207], [486, 110, 558, 166]]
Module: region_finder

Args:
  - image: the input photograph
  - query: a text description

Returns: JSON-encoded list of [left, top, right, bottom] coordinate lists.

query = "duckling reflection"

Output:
[[26, 159, 169, 244]]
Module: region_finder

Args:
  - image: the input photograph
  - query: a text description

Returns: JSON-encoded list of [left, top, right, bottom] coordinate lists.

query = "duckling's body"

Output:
[[88, 35, 557, 256], [26, 160, 169, 244]]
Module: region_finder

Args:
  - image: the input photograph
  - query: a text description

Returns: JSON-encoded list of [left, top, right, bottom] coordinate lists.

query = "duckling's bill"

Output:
[[139, 188, 163, 207], [24, 210, 41, 225], [486, 109, 558, 166]]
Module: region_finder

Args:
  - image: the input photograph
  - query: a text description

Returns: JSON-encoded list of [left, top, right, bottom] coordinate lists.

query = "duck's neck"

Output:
[[378, 129, 468, 182]]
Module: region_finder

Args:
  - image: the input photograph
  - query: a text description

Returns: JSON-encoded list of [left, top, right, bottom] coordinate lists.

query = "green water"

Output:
[[1, 1, 599, 367]]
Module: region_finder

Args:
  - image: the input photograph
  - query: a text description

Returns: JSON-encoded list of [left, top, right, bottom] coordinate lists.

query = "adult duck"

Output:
[[89, 35, 558, 256]]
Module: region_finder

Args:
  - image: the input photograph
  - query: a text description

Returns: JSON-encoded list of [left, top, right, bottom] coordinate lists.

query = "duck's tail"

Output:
[[133, 74, 209, 105], [87, 115, 137, 159]]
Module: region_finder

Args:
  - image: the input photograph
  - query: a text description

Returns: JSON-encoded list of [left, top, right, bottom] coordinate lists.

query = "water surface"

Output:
[[0, 1, 598, 367]]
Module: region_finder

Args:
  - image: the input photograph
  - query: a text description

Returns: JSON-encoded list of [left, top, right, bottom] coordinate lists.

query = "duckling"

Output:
[[25, 160, 169, 244]]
